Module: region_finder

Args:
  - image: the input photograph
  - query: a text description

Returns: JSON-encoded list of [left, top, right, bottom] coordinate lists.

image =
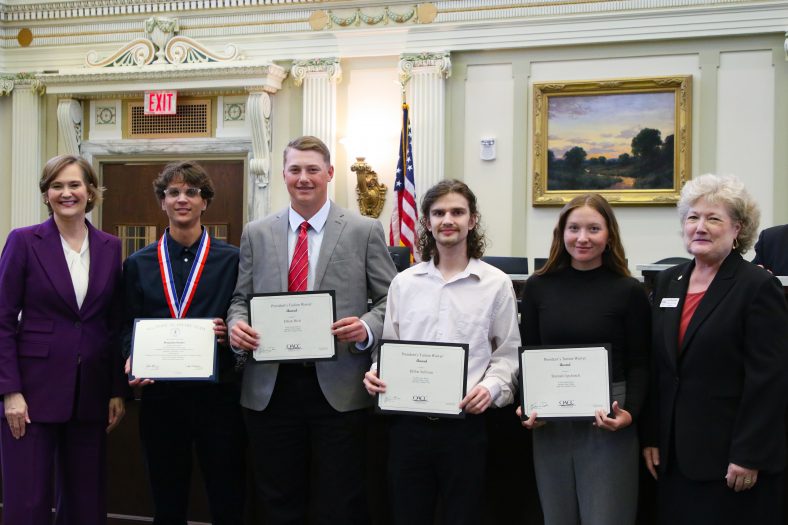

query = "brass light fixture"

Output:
[[352, 157, 387, 218]]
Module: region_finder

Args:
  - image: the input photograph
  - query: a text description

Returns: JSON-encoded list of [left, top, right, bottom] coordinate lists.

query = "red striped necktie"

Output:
[[288, 221, 309, 292]]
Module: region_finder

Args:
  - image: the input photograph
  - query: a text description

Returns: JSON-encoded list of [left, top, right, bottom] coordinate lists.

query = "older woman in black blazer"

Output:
[[643, 174, 788, 524]]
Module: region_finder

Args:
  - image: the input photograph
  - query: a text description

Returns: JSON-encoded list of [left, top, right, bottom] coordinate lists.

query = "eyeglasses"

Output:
[[164, 187, 201, 199]]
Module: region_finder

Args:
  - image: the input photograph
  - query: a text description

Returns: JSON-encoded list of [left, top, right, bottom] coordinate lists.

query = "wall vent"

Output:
[[127, 98, 212, 138]]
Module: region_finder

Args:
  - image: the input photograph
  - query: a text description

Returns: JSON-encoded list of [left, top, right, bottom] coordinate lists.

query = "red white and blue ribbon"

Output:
[[157, 228, 210, 319]]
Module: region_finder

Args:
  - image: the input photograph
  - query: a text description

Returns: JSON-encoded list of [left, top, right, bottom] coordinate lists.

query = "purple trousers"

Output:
[[1, 418, 107, 525]]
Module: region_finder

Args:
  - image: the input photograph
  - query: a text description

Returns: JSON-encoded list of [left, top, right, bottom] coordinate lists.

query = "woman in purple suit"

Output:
[[0, 155, 128, 525]]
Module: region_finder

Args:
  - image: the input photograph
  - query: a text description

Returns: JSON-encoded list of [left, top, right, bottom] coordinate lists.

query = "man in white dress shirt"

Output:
[[364, 179, 520, 525]]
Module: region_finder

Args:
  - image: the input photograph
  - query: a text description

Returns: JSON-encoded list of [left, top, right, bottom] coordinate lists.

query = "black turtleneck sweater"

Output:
[[520, 265, 651, 418]]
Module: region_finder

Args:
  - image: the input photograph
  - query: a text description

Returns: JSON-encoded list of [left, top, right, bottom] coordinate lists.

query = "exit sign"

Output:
[[144, 91, 177, 115]]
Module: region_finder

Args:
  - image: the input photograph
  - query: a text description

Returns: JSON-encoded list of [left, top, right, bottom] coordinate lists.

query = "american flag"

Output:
[[390, 103, 417, 257]]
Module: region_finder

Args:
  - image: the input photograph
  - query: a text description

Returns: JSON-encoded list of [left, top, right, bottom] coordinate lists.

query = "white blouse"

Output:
[[60, 230, 90, 309]]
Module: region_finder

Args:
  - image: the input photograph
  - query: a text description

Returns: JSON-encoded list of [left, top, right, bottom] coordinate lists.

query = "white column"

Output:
[[57, 99, 83, 156], [11, 80, 45, 228], [398, 52, 451, 201], [291, 58, 341, 199]]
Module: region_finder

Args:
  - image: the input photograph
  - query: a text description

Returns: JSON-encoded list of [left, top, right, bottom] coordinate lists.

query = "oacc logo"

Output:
[[286, 343, 302, 350], [412, 395, 428, 402]]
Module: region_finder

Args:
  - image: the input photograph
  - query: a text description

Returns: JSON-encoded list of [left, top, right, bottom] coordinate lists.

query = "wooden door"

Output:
[[101, 160, 244, 256]]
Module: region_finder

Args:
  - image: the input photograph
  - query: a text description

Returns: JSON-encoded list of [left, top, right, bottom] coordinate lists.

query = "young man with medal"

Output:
[[122, 161, 245, 525]]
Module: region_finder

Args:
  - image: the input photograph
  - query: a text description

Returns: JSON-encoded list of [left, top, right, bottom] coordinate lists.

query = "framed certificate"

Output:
[[248, 291, 337, 363], [519, 344, 611, 420], [376, 340, 469, 418], [130, 318, 217, 381]]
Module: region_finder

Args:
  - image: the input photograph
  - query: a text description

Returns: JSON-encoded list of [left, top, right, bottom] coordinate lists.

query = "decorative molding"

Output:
[[291, 58, 341, 87], [1, 1, 786, 56], [223, 102, 246, 122], [785, 32, 787, 60], [0, 0, 317, 22], [0, 72, 45, 96], [57, 99, 83, 155], [399, 52, 451, 84], [39, 61, 288, 96], [247, 90, 273, 220], [86, 16, 241, 67], [95, 105, 116, 125]]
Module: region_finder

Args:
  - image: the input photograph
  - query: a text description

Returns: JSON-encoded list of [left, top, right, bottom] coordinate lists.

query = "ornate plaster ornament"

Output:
[[86, 16, 240, 68], [398, 52, 452, 85]]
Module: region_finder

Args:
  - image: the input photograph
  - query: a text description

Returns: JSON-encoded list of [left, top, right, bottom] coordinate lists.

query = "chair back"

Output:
[[481, 256, 529, 275]]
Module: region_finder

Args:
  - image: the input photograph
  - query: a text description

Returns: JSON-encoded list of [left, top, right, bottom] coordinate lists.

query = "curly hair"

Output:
[[152, 161, 215, 206], [536, 193, 630, 277], [39, 155, 104, 215], [417, 179, 487, 265], [676, 174, 759, 254]]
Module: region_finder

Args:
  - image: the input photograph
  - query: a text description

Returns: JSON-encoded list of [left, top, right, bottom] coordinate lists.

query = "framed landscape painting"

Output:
[[532, 76, 692, 206]]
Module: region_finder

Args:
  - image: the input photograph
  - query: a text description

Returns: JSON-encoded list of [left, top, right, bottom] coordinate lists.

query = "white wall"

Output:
[[338, 57, 401, 232], [463, 63, 515, 256], [717, 50, 775, 228]]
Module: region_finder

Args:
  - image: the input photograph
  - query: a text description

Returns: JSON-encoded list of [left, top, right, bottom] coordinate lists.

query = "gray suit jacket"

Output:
[[227, 202, 397, 412]]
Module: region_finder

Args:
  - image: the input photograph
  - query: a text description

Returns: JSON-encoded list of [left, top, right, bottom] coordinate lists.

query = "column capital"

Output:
[[291, 58, 342, 87], [398, 52, 451, 84], [0, 73, 46, 97]]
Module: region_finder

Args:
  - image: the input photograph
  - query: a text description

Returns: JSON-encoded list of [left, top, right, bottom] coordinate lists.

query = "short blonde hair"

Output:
[[677, 174, 760, 254]]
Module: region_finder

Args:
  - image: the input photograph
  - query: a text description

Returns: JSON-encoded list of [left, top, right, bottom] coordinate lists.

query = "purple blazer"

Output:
[[0, 217, 127, 423]]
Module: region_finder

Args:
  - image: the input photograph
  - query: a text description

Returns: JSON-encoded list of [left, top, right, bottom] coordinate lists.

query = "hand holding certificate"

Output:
[[248, 291, 337, 362], [131, 318, 217, 380], [519, 345, 611, 420], [376, 340, 468, 418]]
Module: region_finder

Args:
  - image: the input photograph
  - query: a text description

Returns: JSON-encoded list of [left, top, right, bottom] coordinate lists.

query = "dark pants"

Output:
[[243, 364, 370, 525], [659, 457, 783, 525], [1, 418, 107, 525], [139, 382, 246, 525], [387, 414, 487, 525]]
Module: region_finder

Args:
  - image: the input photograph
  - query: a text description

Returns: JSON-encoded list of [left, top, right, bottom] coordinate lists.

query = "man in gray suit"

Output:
[[228, 135, 396, 524]]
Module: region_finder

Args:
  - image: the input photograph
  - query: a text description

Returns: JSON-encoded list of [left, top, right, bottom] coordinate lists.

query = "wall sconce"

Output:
[[352, 157, 387, 218]]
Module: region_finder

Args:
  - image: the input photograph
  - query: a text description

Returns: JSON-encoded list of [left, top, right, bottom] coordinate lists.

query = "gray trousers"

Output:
[[532, 382, 639, 525]]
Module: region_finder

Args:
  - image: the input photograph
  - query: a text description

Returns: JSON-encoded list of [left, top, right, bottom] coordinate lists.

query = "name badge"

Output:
[[660, 297, 680, 308]]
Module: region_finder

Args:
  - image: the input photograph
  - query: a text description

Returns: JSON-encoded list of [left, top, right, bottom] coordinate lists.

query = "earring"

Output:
[[733, 238, 739, 250]]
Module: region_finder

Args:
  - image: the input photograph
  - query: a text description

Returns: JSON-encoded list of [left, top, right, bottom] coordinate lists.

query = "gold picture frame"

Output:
[[532, 76, 691, 206]]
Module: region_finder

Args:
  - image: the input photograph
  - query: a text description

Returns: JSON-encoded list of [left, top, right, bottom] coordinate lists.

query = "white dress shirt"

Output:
[[61, 230, 90, 309], [379, 258, 520, 407], [288, 201, 374, 349]]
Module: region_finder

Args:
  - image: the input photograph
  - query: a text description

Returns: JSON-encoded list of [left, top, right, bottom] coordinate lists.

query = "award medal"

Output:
[[158, 228, 211, 318]]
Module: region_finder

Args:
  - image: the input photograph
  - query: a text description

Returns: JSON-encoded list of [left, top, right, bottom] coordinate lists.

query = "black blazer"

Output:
[[645, 252, 788, 480], [752, 224, 788, 275]]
